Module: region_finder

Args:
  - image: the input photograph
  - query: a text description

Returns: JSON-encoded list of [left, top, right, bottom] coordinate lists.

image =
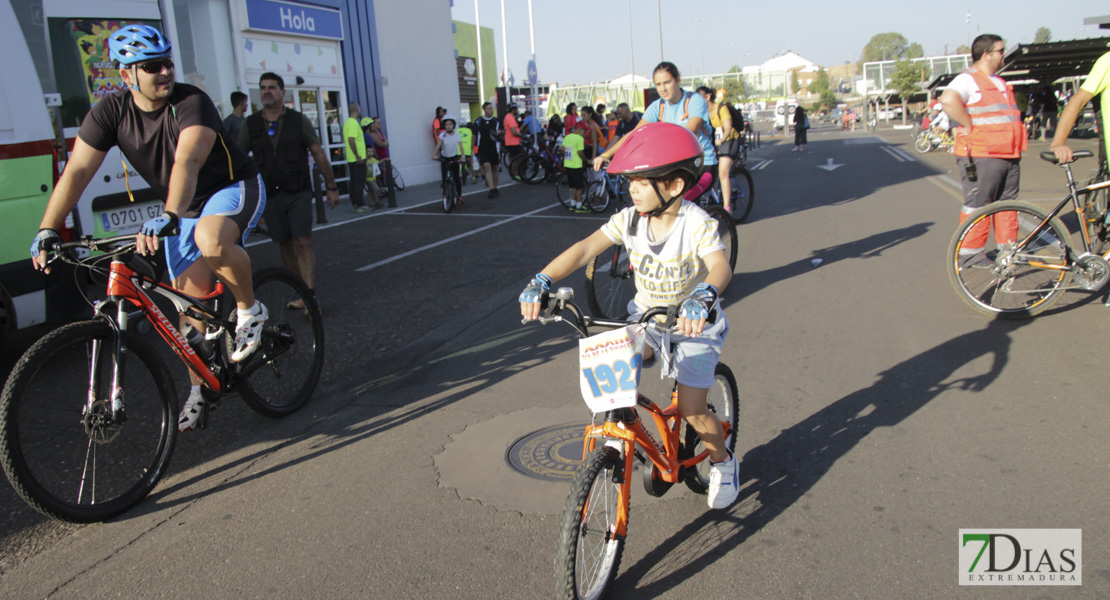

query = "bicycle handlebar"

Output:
[[528, 287, 708, 339]]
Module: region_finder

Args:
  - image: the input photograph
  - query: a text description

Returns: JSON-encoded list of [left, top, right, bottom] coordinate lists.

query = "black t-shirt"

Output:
[[79, 84, 258, 212], [615, 113, 641, 138], [476, 115, 501, 149]]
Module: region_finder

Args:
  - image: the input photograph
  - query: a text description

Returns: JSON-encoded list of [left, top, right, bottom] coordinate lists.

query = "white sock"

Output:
[[189, 385, 201, 399], [237, 302, 260, 322]]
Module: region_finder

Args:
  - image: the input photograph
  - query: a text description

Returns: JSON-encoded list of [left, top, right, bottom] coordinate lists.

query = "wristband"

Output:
[[326, 186, 338, 191]]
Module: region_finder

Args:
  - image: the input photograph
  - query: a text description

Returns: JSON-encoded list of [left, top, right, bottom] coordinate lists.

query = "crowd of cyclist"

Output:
[[428, 61, 754, 217]]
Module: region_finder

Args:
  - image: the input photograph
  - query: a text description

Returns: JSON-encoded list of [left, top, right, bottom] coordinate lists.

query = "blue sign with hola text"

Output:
[[245, 0, 343, 40]]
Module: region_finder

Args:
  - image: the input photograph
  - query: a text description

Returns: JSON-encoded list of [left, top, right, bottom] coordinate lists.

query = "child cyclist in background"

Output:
[[432, 115, 464, 206], [520, 122, 739, 509]]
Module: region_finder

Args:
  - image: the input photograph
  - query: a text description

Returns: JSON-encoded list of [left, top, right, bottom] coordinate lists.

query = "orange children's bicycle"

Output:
[[0, 235, 324, 523], [526, 288, 738, 600]]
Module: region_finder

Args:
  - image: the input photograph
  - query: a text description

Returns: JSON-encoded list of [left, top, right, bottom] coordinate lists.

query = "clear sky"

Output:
[[450, 0, 1108, 85]]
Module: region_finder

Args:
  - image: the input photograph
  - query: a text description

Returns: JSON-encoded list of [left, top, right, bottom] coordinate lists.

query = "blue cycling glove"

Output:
[[519, 273, 552, 304], [678, 283, 719, 321], [30, 228, 60, 259], [140, 212, 180, 238]]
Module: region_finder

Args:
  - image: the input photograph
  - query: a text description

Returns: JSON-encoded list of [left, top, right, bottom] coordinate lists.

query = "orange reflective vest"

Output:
[[953, 68, 1027, 159]]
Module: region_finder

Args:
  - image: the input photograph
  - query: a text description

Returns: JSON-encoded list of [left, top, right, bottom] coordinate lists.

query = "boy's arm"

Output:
[[521, 229, 615, 321], [676, 249, 732, 337]]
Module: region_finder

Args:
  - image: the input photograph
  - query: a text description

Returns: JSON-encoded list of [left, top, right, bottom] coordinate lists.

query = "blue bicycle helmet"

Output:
[[108, 25, 173, 66]]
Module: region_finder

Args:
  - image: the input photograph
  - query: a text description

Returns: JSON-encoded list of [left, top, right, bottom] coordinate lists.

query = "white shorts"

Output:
[[633, 304, 729, 389]]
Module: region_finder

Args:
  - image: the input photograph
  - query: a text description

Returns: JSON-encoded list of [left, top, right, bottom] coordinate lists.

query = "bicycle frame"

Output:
[[1016, 162, 1110, 268], [103, 258, 225, 393]]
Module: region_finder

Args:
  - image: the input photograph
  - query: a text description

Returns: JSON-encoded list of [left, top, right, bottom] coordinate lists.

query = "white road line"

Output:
[[355, 203, 560, 272], [880, 146, 905, 162], [244, 182, 518, 248], [887, 146, 916, 162], [753, 159, 772, 170], [935, 174, 962, 190]]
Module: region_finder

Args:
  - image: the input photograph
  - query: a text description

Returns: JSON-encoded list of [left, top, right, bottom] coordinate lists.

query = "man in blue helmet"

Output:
[[29, 24, 267, 432]]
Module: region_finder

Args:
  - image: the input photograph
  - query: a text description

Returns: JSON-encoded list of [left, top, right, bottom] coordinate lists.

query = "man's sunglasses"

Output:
[[137, 59, 174, 74]]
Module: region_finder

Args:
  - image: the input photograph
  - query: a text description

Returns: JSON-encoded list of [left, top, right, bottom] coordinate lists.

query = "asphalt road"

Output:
[[2, 124, 1108, 599]]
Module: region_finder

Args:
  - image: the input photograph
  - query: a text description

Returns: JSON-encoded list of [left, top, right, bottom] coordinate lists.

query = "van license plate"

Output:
[[99, 202, 164, 233]]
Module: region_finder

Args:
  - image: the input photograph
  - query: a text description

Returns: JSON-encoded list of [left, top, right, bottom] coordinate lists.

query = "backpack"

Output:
[[655, 91, 713, 141], [720, 103, 744, 135]]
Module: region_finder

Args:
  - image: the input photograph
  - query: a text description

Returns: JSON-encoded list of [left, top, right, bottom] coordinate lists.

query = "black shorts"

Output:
[[263, 188, 314, 244], [717, 137, 742, 160], [566, 167, 586, 190], [478, 145, 499, 166]]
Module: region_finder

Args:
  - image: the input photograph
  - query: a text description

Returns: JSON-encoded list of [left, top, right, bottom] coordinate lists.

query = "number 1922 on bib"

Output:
[[578, 325, 646, 413]]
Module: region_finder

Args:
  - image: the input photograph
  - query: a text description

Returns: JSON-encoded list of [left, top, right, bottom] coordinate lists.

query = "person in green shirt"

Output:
[[343, 103, 371, 212], [458, 123, 475, 184], [563, 124, 587, 212], [1051, 50, 1110, 170]]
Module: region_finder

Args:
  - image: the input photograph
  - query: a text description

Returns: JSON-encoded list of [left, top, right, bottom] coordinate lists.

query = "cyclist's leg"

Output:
[[186, 178, 264, 311], [450, 160, 462, 197], [718, 154, 734, 211]]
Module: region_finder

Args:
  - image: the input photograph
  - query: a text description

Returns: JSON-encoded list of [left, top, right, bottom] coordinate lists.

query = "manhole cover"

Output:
[[506, 422, 590, 482]]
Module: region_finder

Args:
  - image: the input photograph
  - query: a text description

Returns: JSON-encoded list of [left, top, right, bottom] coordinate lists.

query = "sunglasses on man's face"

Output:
[[137, 59, 174, 74]]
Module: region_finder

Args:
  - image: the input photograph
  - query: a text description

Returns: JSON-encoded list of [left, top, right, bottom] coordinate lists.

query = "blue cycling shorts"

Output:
[[164, 174, 266, 281]]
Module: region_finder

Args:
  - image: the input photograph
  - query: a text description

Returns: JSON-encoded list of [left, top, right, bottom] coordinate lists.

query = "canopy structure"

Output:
[[926, 36, 1110, 90]]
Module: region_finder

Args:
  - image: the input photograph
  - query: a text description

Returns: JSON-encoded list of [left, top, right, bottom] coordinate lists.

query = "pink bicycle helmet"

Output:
[[606, 121, 703, 185], [606, 122, 703, 215]]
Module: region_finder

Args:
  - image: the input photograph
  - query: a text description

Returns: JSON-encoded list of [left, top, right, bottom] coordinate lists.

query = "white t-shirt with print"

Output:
[[600, 201, 726, 314]]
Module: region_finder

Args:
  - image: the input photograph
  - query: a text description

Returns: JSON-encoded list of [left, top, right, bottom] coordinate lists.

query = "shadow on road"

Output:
[[612, 317, 1025, 597]]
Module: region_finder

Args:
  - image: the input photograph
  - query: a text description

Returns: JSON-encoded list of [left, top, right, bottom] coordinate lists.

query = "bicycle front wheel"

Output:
[[523, 156, 549, 185], [442, 178, 455, 213], [237, 268, 326, 417], [0, 320, 177, 523], [705, 205, 739, 270], [683, 364, 740, 494], [946, 201, 1073, 318], [586, 180, 610, 213], [914, 132, 933, 153], [730, 168, 755, 223], [555, 446, 626, 600], [585, 245, 635, 319], [555, 173, 576, 209], [389, 163, 405, 191]]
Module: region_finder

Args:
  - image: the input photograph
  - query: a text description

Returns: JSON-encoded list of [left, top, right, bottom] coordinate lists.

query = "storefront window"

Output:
[[172, 0, 238, 116]]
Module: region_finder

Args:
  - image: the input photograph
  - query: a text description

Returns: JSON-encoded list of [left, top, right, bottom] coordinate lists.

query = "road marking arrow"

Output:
[[817, 158, 843, 171]]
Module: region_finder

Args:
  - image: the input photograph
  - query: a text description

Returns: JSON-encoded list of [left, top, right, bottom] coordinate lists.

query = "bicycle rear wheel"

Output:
[[0, 320, 177, 523], [705, 205, 738, 270], [522, 156, 549, 185], [237, 268, 326, 417], [585, 245, 635, 319], [730, 167, 755, 223], [555, 446, 625, 600], [683, 364, 740, 494], [946, 201, 1073, 318]]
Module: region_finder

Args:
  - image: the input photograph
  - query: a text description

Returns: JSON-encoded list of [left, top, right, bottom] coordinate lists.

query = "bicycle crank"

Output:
[[1073, 253, 1110, 290]]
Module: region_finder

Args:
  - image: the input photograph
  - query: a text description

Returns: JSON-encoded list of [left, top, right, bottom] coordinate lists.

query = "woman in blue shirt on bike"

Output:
[[592, 61, 718, 201]]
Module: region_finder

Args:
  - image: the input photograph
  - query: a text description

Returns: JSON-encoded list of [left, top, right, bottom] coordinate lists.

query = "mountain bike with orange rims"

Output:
[[0, 234, 324, 523], [525, 287, 738, 600], [947, 150, 1110, 318]]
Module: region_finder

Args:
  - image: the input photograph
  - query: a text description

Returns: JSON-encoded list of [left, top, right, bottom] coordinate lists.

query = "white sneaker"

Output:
[[231, 302, 268, 362], [707, 451, 739, 509], [178, 389, 205, 432]]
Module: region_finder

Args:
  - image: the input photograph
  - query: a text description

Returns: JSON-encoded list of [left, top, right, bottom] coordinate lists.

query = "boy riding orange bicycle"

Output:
[[520, 122, 739, 509]]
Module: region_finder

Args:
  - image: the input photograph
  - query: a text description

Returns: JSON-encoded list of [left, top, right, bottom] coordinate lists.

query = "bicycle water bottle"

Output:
[[183, 324, 215, 363]]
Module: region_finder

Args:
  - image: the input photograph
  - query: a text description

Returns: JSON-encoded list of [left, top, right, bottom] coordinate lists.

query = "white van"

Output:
[[1, 0, 166, 354]]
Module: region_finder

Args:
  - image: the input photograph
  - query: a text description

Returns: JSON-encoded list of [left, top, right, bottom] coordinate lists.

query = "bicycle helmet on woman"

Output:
[[108, 25, 173, 66], [441, 114, 457, 128], [606, 121, 703, 217]]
